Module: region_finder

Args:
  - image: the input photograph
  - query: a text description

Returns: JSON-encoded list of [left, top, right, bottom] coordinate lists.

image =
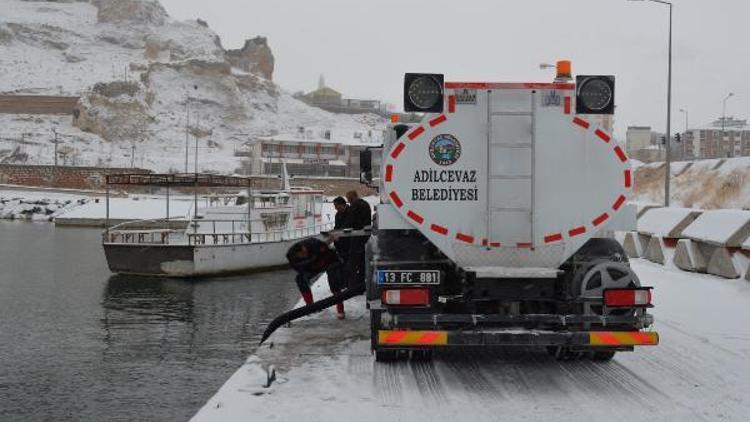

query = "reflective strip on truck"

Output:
[[378, 330, 448, 346], [589, 331, 659, 346], [377, 330, 658, 347]]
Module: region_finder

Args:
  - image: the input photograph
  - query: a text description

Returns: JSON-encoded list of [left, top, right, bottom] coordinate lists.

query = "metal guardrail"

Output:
[[106, 173, 260, 187]]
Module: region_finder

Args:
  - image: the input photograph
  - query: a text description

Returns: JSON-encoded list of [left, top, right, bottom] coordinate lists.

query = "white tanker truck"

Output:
[[359, 61, 658, 361]]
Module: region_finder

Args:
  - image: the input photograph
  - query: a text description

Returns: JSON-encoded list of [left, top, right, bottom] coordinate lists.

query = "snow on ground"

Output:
[[0, 187, 196, 222], [192, 261, 750, 422], [0, 187, 89, 220]]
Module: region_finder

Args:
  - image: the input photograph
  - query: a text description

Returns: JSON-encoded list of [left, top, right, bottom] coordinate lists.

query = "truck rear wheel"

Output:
[[411, 349, 433, 361], [546, 346, 582, 361], [375, 349, 399, 362], [591, 351, 616, 361]]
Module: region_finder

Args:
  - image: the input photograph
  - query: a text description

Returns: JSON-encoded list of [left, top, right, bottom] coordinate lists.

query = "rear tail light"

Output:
[[604, 288, 652, 307], [382, 288, 430, 306]]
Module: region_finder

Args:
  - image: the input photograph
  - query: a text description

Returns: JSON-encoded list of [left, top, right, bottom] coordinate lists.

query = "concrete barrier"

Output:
[[673, 162, 693, 177], [680, 210, 750, 279], [638, 207, 702, 239], [638, 208, 701, 267], [682, 210, 750, 248], [707, 248, 741, 279], [644, 236, 664, 264], [673, 239, 708, 273], [637, 204, 662, 219], [644, 237, 678, 265], [623, 231, 646, 258]]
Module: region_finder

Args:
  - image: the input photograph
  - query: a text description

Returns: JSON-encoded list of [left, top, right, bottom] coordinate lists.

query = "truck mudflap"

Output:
[[377, 329, 659, 347]]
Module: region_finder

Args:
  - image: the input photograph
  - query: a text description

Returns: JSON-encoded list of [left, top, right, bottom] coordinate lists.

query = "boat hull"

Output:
[[103, 239, 299, 277]]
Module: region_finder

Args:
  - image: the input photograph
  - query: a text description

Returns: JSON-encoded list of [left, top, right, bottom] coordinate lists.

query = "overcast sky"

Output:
[[160, 0, 748, 138]]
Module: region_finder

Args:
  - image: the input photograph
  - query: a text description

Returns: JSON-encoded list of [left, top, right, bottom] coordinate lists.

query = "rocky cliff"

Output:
[[226, 36, 274, 80], [0, 0, 384, 172]]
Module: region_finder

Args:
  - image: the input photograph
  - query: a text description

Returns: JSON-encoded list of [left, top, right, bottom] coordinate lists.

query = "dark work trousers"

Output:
[[294, 261, 346, 301], [295, 271, 317, 296], [347, 237, 369, 289]]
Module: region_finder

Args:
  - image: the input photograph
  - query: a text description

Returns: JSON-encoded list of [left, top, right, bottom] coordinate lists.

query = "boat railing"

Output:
[[105, 216, 333, 246], [186, 221, 334, 246], [103, 216, 187, 244]]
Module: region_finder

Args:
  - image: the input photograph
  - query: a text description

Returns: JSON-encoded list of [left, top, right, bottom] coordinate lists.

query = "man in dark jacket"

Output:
[[345, 190, 372, 287], [286, 237, 346, 319], [332, 196, 352, 261], [346, 190, 372, 230]]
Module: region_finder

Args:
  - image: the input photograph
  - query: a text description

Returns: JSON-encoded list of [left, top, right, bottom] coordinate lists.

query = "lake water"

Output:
[[0, 221, 300, 421]]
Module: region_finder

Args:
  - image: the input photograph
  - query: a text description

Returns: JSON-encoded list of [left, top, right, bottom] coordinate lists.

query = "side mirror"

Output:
[[359, 150, 372, 184]]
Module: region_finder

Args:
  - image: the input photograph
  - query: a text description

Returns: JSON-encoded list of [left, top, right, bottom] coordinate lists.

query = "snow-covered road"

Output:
[[192, 260, 750, 422]]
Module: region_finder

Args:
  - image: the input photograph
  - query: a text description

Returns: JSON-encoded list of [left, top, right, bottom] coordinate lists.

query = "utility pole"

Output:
[[194, 111, 199, 174], [185, 98, 190, 173], [665, 1, 672, 206], [52, 129, 58, 167], [186, 85, 198, 173], [628, 0, 673, 206], [131, 144, 136, 168]]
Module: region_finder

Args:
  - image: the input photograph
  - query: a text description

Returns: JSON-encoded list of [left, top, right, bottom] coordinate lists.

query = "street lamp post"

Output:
[[185, 97, 190, 173], [628, 0, 673, 207], [722, 92, 734, 157], [52, 129, 58, 167], [185, 84, 199, 173]]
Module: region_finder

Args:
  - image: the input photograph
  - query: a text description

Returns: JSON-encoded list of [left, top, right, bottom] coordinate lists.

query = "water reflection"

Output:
[[101, 276, 198, 363], [0, 222, 301, 422]]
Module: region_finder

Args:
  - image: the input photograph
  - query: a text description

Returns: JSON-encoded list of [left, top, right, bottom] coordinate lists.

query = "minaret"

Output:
[[318, 74, 325, 89]]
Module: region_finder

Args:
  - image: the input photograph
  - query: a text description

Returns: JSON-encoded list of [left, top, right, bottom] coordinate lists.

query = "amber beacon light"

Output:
[[556, 60, 572, 79]]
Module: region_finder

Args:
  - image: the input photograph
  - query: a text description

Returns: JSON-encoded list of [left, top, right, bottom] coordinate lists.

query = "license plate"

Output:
[[376, 270, 440, 285]]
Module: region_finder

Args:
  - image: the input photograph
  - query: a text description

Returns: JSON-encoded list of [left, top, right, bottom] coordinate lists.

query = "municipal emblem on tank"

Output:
[[428, 134, 462, 166]]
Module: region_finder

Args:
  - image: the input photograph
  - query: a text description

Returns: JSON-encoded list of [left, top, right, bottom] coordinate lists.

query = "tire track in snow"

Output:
[[346, 354, 371, 377], [659, 318, 743, 358], [372, 361, 404, 407], [623, 343, 748, 421], [440, 352, 502, 399], [551, 357, 663, 414], [409, 360, 447, 403]]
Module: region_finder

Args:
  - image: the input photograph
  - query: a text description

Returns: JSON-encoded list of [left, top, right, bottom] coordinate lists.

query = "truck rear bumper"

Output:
[[379, 310, 654, 328], [377, 329, 659, 348]]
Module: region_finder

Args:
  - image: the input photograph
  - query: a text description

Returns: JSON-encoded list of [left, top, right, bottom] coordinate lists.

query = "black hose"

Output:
[[259, 282, 366, 345]]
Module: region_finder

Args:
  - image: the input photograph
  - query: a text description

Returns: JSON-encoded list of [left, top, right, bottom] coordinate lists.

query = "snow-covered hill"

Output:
[[0, 0, 385, 172], [634, 156, 750, 209]]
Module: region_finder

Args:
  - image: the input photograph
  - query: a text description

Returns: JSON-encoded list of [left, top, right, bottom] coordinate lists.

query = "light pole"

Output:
[[52, 128, 58, 167], [185, 96, 190, 173], [722, 92, 734, 157], [185, 84, 198, 173], [194, 110, 200, 174], [628, 0, 673, 206], [679, 108, 688, 159]]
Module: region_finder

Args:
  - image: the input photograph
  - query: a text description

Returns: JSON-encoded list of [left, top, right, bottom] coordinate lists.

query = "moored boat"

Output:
[[102, 173, 331, 277]]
